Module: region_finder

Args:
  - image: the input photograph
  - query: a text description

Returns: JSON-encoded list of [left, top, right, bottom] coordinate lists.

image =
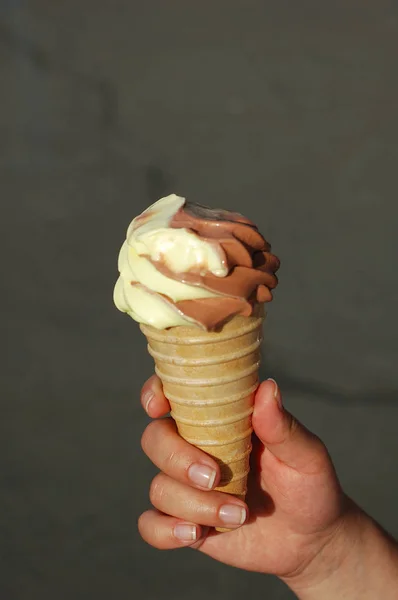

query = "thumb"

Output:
[[252, 379, 327, 473]]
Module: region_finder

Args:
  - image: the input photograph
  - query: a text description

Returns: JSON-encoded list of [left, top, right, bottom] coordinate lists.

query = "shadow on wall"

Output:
[[259, 360, 397, 406]]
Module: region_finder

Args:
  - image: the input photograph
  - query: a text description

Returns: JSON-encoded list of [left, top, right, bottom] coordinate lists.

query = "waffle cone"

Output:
[[140, 306, 264, 529]]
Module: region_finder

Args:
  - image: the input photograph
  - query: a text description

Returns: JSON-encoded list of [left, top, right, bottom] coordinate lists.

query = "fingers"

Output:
[[141, 374, 170, 418], [149, 473, 248, 529], [252, 379, 328, 474], [141, 418, 220, 491], [138, 509, 206, 549]]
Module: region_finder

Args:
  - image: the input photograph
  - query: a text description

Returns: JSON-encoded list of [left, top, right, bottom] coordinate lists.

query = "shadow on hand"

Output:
[[205, 435, 275, 539], [245, 434, 275, 523]]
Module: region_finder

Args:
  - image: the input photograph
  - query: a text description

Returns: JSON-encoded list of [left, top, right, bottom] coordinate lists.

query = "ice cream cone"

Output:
[[140, 305, 264, 531]]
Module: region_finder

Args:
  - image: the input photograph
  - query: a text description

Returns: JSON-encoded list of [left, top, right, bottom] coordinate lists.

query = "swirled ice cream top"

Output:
[[114, 194, 280, 330]]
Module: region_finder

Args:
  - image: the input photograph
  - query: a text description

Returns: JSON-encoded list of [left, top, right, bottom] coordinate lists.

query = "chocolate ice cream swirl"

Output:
[[150, 201, 280, 330], [114, 194, 280, 331]]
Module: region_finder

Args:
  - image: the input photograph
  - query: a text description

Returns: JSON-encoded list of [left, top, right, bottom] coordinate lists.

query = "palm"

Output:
[[199, 434, 343, 577]]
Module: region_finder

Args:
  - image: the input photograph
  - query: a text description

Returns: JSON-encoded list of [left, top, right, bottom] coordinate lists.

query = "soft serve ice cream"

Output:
[[114, 194, 279, 330]]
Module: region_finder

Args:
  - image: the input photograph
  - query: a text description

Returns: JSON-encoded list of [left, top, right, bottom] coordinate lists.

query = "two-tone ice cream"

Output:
[[114, 194, 279, 330]]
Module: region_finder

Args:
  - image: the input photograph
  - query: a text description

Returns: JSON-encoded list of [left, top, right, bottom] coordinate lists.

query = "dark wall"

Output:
[[1, 2, 397, 599]]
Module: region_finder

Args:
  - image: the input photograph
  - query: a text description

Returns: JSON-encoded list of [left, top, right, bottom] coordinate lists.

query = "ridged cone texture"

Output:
[[140, 306, 264, 532]]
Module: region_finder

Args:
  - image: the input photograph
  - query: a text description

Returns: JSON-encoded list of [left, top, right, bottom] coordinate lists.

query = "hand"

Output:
[[138, 376, 350, 583]]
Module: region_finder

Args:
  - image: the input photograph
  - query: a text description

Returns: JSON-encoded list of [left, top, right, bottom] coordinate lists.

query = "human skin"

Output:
[[138, 377, 398, 598]]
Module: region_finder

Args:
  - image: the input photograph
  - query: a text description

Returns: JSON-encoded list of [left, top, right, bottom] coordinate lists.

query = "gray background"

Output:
[[1, 1, 397, 598]]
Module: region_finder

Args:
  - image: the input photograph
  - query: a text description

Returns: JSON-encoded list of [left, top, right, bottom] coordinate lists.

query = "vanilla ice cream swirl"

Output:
[[114, 194, 279, 330]]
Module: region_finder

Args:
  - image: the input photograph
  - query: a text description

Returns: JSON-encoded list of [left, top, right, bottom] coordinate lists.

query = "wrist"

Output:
[[281, 495, 357, 594], [283, 497, 398, 600]]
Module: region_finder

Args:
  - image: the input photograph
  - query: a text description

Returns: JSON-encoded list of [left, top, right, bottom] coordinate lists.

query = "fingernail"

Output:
[[174, 523, 198, 542], [190, 526, 209, 549], [267, 378, 282, 410], [143, 391, 154, 413], [219, 504, 246, 527], [188, 463, 217, 489]]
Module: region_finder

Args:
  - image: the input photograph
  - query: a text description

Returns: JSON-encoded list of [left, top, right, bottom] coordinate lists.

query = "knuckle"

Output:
[[278, 413, 298, 444], [149, 474, 166, 506], [137, 513, 163, 549], [140, 431, 149, 455], [153, 525, 169, 550], [313, 436, 330, 465], [137, 513, 152, 544], [288, 415, 300, 438], [137, 512, 147, 535], [164, 449, 181, 473], [140, 421, 158, 454]]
